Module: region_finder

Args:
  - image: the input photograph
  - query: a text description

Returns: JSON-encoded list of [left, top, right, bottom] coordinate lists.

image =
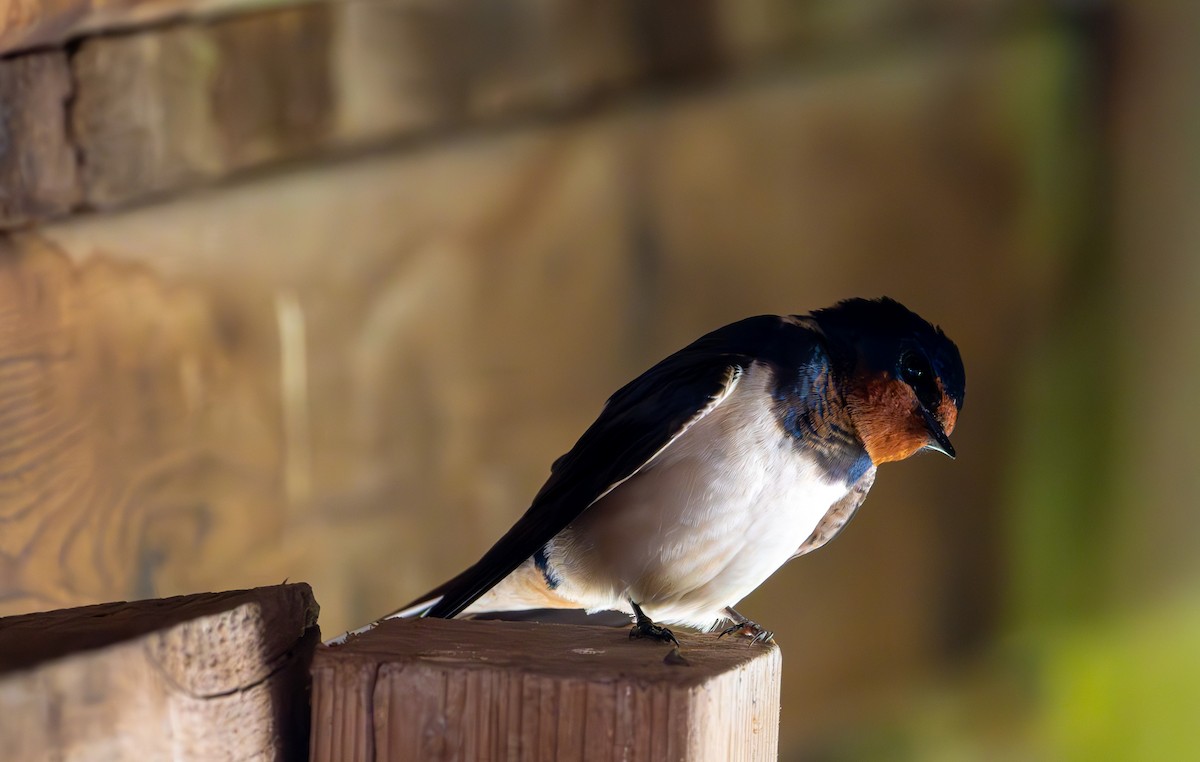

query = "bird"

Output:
[[330, 297, 964, 646]]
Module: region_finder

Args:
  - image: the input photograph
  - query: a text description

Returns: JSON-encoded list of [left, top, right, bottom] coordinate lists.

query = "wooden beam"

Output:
[[70, 5, 338, 208], [211, 4, 335, 170], [71, 24, 226, 207], [0, 0, 301, 56], [312, 618, 781, 761], [0, 51, 80, 226], [0, 583, 320, 760]]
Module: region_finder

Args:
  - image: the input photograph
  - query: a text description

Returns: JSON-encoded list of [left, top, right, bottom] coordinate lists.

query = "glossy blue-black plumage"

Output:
[[422, 315, 820, 619], [418, 300, 962, 621], [770, 341, 872, 484], [811, 297, 965, 410]]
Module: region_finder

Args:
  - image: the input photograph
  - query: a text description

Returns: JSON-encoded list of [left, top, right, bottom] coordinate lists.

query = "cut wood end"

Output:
[[0, 583, 320, 761], [312, 618, 782, 761], [317, 616, 780, 687], [0, 582, 319, 677]]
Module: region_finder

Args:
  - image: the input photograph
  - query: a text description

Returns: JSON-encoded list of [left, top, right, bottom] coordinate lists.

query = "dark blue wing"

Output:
[[422, 314, 808, 619]]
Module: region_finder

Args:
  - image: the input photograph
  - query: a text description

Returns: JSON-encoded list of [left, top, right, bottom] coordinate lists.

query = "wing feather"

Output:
[[422, 315, 796, 619], [791, 467, 876, 559]]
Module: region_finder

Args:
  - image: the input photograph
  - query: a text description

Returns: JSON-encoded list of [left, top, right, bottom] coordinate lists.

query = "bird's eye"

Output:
[[898, 352, 930, 383], [898, 351, 939, 409]]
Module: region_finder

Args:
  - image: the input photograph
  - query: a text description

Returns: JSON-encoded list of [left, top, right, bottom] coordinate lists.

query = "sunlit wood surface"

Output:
[[0, 584, 318, 760], [313, 618, 780, 761]]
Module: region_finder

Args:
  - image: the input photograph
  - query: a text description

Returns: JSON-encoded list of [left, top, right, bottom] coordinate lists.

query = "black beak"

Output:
[[920, 407, 956, 459]]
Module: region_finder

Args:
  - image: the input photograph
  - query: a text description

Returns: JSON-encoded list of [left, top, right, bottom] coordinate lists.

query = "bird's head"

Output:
[[812, 297, 965, 465]]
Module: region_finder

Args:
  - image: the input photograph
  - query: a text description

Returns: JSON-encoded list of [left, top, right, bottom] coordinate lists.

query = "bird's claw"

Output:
[[718, 619, 775, 644], [628, 600, 680, 645], [629, 619, 680, 645]]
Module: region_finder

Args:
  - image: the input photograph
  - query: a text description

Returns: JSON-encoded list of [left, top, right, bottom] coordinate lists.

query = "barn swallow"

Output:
[[330, 297, 964, 646]]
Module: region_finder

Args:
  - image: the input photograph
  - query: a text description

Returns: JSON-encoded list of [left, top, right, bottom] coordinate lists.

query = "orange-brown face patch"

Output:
[[936, 378, 959, 436], [846, 374, 936, 465]]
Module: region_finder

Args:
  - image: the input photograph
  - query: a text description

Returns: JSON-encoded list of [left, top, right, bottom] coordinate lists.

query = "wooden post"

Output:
[[0, 583, 319, 761], [312, 618, 781, 762]]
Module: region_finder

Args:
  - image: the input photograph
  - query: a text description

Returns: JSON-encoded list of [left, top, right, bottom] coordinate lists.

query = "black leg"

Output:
[[718, 606, 774, 644], [627, 599, 679, 645]]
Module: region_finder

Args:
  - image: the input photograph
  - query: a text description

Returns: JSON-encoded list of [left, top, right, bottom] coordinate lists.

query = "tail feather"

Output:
[[323, 559, 576, 646], [322, 588, 447, 646]]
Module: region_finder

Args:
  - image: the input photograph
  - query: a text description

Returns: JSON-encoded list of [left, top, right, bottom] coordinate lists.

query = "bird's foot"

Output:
[[718, 609, 774, 644], [630, 619, 679, 645], [628, 600, 679, 646]]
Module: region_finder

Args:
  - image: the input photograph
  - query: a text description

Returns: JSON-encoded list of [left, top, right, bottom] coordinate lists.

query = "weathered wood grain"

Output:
[[0, 0, 1031, 62], [69, 1, 634, 208], [0, 233, 288, 615], [212, 4, 334, 169], [0, 0, 297, 55], [29, 120, 638, 631], [0, 583, 319, 761], [4, 0, 1044, 222], [71, 24, 225, 207], [0, 52, 80, 226], [1, 0, 1045, 218], [71, 5, 338, 207], [461, 0, 638, 120], [331, 0, 467, 143], [313, 618, 781, 761]]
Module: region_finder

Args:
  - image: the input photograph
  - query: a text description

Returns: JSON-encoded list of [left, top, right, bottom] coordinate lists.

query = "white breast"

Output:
[[551, 363, 850, 629]]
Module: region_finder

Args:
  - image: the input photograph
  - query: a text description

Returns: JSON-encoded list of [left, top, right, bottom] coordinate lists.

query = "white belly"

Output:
[[548, 365, 850, 629]]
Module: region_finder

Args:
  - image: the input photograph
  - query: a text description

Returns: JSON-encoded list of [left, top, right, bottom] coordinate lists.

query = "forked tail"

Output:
[[322, 594, 444, 645]]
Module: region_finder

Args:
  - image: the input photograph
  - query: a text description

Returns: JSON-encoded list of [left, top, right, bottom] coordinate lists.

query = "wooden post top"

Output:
[[0, 583, 318, 677], [321, 617, 777, 687], [0, 584, 319, 760], [313, 617, 781, 762]]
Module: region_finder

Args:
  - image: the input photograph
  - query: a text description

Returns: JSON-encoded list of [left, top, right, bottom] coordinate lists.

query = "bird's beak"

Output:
[[920, 407, 956, 459]]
